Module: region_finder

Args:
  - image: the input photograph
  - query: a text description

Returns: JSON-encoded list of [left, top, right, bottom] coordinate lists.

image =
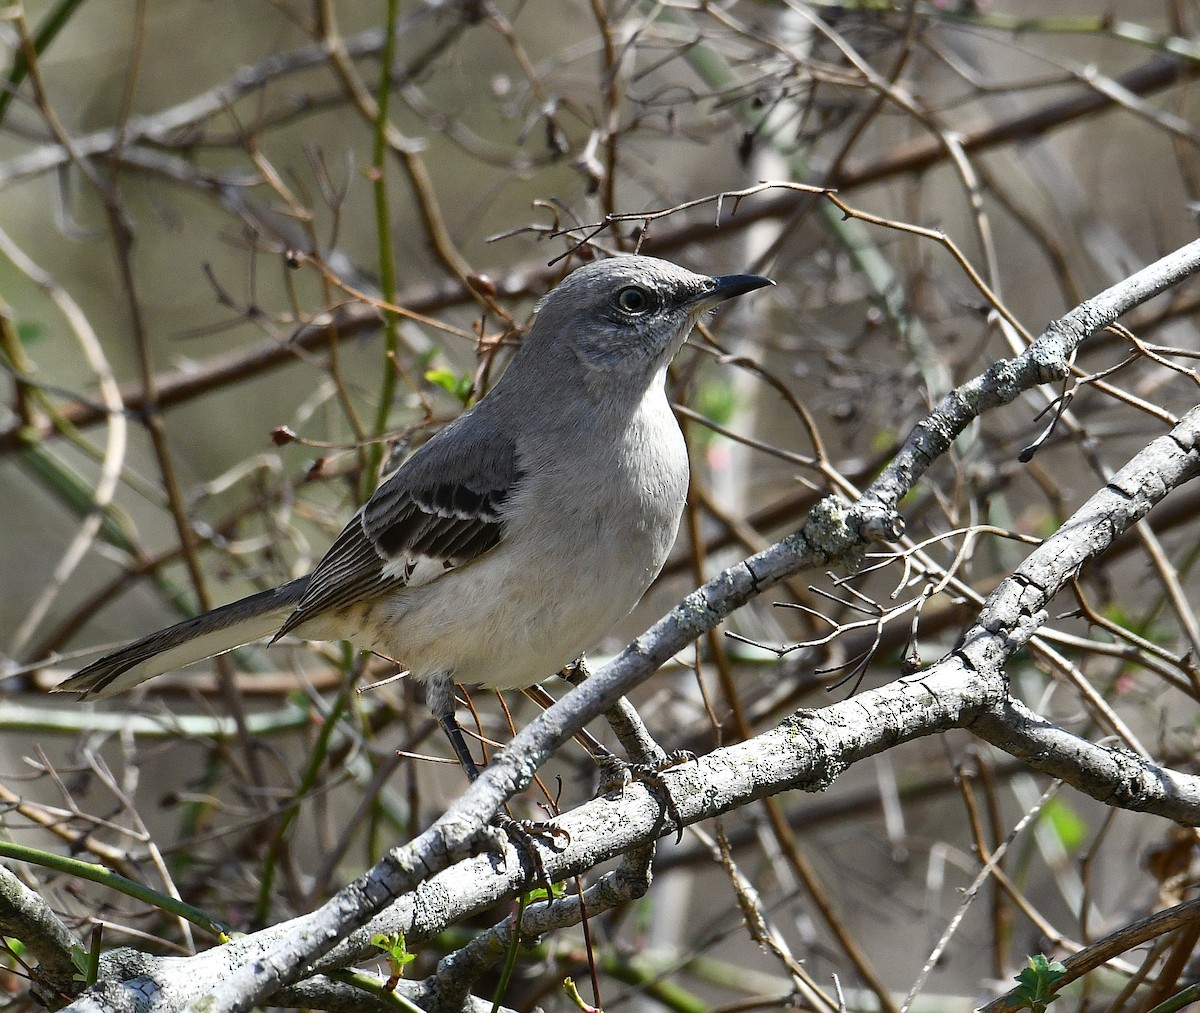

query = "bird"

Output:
[[55, 255, 773, 776]]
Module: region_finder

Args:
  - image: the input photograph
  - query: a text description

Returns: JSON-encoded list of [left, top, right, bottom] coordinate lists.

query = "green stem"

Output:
[[0, 0, 92, 128], [327, 969, 428, 1012], [254, 672, 352, 925], [0, 841, 228, 939], [1145, 983, 1200, 1013], [490, 892, 527, 1013], [367, 0, 403, 491]]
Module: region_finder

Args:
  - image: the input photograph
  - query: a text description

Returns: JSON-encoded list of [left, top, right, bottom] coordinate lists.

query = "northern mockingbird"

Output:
[[56, 255, 773, 775]]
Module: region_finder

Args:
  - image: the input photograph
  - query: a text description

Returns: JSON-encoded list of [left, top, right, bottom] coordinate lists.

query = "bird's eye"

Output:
[[616, 286, 652, 314]]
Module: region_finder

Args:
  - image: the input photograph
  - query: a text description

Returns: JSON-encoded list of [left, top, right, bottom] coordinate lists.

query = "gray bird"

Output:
[[55, 255, 772, 775]]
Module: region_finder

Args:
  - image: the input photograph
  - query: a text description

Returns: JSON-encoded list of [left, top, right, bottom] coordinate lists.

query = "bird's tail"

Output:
[[53, 577, 310, 699]]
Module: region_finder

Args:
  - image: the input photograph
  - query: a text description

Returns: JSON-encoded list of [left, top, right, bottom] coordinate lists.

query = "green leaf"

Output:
[[524, 881, 566, 904], [563, 976, 601, 1012], [1007, 954, 1067, 1011], [1040, 798, 1088, 852], [425, 367, 474, 407], [68, 927, 104, 986], [371, 931, 415, 976], [69, 944, 90, 983]]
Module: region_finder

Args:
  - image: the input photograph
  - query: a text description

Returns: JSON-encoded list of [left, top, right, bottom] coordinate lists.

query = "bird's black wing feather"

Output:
[[275, 413, 521, 638]]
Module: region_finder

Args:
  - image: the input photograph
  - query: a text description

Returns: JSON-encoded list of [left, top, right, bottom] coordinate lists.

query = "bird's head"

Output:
[[526, 255, 773, 380]]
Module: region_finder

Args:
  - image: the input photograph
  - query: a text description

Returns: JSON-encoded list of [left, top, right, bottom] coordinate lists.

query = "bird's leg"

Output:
[[427, 671, 483, 779], [560, 657, 693, 842], [426, 672, 565, 894]]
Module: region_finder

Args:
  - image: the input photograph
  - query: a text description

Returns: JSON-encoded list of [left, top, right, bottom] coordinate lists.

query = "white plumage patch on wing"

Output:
[[273, 418, 522, 640], [379, 552, 457, 590]]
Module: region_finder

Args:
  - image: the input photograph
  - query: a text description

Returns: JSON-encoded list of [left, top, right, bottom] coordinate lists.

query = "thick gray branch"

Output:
[[854, 236, 1200, 535], [0, 863, 82, 999], [424, 850, 653, 1013], [55, 667, 993, 1013]]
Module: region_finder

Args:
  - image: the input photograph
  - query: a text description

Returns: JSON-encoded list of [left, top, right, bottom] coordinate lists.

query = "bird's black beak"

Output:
[[692, 273, 775, 310]]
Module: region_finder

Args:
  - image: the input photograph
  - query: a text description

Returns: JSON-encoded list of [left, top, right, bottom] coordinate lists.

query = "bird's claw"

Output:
[[485, 813, 570, 898], [596, 751, 694, 844]]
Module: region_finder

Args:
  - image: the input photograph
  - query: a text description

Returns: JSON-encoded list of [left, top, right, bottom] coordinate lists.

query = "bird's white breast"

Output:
[[342, 385, 689, 690]]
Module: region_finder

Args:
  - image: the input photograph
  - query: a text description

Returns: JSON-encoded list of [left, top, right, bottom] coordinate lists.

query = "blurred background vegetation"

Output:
[[3, 1, 1200, 1011]]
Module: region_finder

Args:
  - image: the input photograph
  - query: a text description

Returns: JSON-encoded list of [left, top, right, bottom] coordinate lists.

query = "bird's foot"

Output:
[[484, 812, 570, 898], [596, 750, 696, 844]]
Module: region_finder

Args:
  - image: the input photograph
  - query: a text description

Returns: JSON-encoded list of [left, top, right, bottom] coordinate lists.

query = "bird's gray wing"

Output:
[[275, 414, 521, 639]]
